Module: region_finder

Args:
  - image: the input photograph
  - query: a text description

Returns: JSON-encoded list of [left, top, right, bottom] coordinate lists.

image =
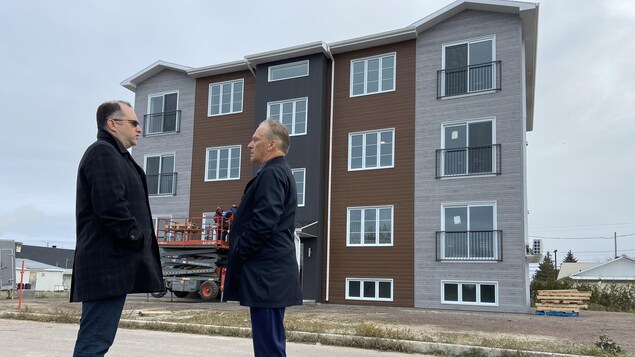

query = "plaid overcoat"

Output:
[[223, 156, 302, 308], [70, 130, 164, 302]]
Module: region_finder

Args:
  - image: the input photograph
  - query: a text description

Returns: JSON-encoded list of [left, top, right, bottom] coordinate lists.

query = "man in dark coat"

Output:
[[71, 100, 164, 356], [224, 118, 302, 356]]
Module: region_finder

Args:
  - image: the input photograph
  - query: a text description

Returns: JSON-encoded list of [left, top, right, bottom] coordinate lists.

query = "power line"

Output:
[[528, 233, 635, 240], [530, 222, 635, 229], [573, 249, 635, 254]]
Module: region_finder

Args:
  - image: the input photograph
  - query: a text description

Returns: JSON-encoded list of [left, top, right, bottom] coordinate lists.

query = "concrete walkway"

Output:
[[0, 319, 432, 357]]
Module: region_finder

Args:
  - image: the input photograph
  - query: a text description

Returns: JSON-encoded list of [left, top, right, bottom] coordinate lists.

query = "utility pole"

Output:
[[553, 249, 558, 270], [614, 232, 618, 259]]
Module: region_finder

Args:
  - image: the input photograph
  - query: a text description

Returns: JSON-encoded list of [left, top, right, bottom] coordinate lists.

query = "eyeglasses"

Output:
[[110, 118, 140, 127]]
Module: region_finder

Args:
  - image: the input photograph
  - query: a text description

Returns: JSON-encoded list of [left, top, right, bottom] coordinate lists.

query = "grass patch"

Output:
[[2, 305, 634, 357]]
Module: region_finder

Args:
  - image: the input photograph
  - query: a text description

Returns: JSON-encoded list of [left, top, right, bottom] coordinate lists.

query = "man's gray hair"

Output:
[[261, 118, 290, 154]]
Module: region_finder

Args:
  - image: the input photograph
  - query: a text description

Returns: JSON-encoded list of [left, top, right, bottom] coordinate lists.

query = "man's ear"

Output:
[[105, 119, 117, 132]]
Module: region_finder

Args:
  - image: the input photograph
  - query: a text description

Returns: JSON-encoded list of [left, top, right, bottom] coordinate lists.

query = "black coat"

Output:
[[224, 156, 302, 307], [70, 130, 164, 302]]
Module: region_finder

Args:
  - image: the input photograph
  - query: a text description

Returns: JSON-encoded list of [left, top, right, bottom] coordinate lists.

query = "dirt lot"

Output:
[[1, 295, 633, 353]]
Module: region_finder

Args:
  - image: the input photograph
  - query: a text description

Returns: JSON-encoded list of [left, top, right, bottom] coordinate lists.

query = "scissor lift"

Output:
[[153, 216, 230, 301]]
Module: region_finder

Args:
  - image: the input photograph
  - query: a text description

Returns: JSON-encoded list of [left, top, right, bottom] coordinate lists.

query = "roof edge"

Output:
[[244, 41, 328, 66], [120, 60, 192, 92], [329, 27, 417, 54], [187, 60, 250, 79]]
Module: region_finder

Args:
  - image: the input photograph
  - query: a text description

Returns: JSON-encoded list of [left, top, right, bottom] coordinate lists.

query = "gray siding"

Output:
[[414, 10, 530, 312], [131, 69, 196, 221]]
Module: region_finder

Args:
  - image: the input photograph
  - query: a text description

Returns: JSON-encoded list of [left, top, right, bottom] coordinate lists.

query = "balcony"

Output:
[[143, 110, 181, 136], [435, 230, 503, 261], [147, 172, 177, 196], [437, 61, 501, 99], [436, 144, 501, 178]]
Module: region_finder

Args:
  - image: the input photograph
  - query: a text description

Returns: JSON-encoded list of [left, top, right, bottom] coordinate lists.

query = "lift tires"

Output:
[[172, 291, 190, 298], [151, 290, 167, 298], [199, 281, 220, 301]]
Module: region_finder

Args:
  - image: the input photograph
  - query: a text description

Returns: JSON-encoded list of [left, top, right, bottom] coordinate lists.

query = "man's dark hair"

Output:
[[96, 100, 132, 129]]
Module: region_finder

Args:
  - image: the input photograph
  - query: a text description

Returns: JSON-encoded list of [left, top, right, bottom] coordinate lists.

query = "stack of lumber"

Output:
[[536, 289, 592, 313]]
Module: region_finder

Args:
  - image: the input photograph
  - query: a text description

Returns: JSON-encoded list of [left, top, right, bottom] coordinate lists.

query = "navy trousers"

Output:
[[73, 294, 127, 357], [250, 307, 286, 357]]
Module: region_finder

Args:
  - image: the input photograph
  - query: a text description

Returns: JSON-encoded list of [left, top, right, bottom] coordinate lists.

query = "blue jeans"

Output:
[[73, 294, 127, 357], [250, 307, 286, 357]]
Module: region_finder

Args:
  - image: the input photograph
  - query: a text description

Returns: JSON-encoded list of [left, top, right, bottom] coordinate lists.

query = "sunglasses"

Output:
[[111, 118, 140, 127]]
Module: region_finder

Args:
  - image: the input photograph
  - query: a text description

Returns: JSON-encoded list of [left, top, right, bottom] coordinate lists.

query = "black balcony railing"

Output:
[[143, 110, 181, 136], [435, 230, 503, 261], [147, 172, 177, 196], [437, 61, 501, 98], [436, 144, 501, 178]]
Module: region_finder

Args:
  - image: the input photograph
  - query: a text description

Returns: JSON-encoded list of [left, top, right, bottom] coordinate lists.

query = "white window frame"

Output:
[[202, 211, 223, 240], [152, 214, 172, 240], [348, 128, 395, 171], [208, 79, 244, 116], [146, 91, 179, 135], [291, 168, 306, 207], [205, 145, 241, 181], [267, 97, 308, 136], [144, 153, 176, 196], [350, 52, 396, 97], [441, 280, 498, 306], [440, 117, 497, 177], [268, 60, 309, 82], [346, 278, 393, 301], [441, 36, 497, 97], [347, 206, 394, 247], [440, 202, 498, 260]]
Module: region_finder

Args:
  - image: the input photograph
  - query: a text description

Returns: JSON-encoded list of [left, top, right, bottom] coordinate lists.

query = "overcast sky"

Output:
[[1, 0, 633, 263]]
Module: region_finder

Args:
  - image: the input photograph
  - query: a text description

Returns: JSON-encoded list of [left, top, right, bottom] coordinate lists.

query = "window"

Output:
[[145, 154, 176, 195], [268, 60, 309, 81], [440, 120, 497, 177], [349, 129, 394, 170], [442, 37, 496, 96], [208, 79, 243, 116], [442, 281, 497, 305], [292, 168, 306, 207], [268, 98, 307, 136], [441, 203, 499, 260], [347, 206, 393, 246], [205, 146, 241, 181], [202, 212, 225, 240], [146, 92, 179, 135], [351, 53, 395, 96], [346, 278, 393, 301], [153, 215, 172, 240]]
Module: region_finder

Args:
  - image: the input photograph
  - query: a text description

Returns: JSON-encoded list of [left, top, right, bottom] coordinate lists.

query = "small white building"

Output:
[[15, 258, 66, 291], [557, 256, 635, 286]]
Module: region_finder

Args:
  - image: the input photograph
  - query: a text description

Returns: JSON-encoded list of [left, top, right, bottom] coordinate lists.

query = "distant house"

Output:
[[557, 257, 635, 286], [16, 244, 74, 269], [15, 258, 69, 291]]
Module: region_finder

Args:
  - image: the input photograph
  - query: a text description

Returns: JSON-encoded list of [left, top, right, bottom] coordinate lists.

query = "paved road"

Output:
[[0, 319, 431, 357]]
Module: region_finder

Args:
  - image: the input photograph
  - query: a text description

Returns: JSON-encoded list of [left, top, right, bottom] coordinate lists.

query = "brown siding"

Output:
[[190, 71, 256, 217], [326, 40, 416, 307]]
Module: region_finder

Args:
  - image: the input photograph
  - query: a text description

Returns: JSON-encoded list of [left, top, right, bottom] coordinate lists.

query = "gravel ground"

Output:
[[1, 295, 633, 353]]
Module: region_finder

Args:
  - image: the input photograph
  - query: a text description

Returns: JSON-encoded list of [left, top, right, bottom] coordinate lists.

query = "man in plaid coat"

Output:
[[71, 100, 164, 356]]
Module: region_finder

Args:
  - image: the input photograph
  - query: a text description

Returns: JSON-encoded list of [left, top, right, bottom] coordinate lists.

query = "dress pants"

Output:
[[73, 294, 127, 357], [250, 307, 286, 357]]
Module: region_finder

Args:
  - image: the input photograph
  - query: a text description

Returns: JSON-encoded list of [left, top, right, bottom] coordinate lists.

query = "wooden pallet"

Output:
[[536, 289, 592, 314]]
